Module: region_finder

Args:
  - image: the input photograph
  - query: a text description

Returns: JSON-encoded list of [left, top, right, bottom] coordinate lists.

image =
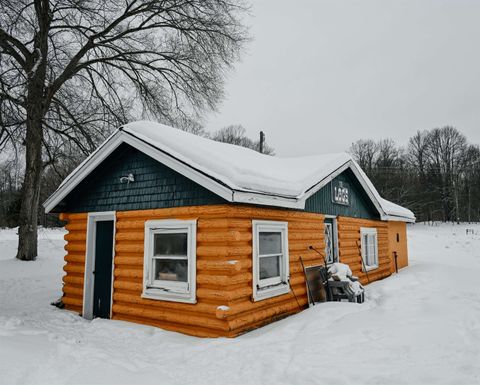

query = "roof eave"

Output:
[[232, 190, 304, 209], [382, 214, 416, 223]]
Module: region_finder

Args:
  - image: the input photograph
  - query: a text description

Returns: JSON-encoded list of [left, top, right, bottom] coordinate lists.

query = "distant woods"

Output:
[[349, 126, 480, 222]]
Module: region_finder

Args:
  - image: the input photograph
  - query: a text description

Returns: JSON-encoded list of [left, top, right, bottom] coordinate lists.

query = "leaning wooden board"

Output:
[[303, 264, 327, 305]]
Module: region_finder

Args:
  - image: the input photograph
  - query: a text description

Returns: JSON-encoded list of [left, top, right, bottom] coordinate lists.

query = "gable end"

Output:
[[52, 143, 226, 213], [304, 168, 380, 219]]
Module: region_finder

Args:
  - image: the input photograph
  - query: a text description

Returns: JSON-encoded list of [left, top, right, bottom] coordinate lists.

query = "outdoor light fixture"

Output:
[[119, 173, 135, 184]]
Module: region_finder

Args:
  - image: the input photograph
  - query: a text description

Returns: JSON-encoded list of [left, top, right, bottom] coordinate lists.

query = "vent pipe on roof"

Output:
[[259, 131, 265, 154]]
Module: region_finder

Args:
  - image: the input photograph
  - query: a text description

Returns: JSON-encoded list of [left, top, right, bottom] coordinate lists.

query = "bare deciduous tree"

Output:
[[350, 126, 480, 223], [0, 0, 249, 260], [349, 139, 378, 175], [211, 124, 275, 155]]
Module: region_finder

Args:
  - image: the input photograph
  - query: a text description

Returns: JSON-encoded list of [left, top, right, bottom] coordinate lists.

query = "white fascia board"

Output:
[[347, 162, 388, 219], [43, 132, 125, 213], [383, 215, 416, 223], [298, 160, 388, 220], [232, 190, 304, 209], [297, 161, 352, 203]]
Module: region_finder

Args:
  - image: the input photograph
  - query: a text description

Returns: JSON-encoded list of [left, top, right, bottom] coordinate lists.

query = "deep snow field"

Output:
[[1, 223, 480, 385]]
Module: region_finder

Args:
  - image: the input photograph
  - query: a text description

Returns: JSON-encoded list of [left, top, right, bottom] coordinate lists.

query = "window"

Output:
[[324, 222, 335, 264], [360, 227, 378, 271], [252, 221, 289, 301], [143, 220, 196, 303]]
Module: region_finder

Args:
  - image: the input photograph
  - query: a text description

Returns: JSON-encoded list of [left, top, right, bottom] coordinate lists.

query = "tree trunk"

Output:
[[15, 0, 51, 261], [16, 116, 43, 261]]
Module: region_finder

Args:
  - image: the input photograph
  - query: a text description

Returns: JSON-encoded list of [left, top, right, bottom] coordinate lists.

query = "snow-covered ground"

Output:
[[1, 223, 480, 385]]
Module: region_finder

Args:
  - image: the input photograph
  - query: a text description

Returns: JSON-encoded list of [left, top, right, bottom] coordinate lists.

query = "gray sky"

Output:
[[204, 0, 480, 157]]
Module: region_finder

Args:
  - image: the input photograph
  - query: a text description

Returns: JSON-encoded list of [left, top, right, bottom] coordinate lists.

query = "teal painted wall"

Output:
[[304, 169, 380, 219], [55, 143, 226, 213]]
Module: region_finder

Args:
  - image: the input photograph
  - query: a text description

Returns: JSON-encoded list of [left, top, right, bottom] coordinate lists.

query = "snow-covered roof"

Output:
[[44, 121, 415, 222]]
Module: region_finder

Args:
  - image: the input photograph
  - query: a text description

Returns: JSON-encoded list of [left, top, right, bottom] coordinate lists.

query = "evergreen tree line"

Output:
[[349, 126, 480, 222]]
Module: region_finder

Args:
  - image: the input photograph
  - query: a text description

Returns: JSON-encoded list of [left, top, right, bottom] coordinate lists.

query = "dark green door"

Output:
[[93, 220, 114, 319]]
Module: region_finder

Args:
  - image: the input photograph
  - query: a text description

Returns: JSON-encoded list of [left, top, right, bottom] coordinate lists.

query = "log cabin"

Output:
[[44, 121, 415, 337]]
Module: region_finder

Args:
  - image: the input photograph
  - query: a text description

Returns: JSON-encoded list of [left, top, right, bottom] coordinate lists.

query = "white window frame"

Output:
[[324, 222, 335, 264], [83, 211, 116, 320], [360, 227, 379, 271], [142, 219, 197, 303], [252, 220, 290, 301]]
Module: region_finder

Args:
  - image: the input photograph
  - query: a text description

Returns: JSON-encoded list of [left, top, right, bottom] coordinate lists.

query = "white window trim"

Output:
[[360, 227, 379, 271], [142, 219, 197, 304], [324, 222, 335, 265], [252, 220, 290, 301]]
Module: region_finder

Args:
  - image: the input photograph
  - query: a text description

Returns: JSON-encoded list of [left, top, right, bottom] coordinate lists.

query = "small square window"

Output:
[[259, 255, 281, 280], [153, 259, 188, 282], [143, 220, 196, 303], [154, 233, 187, 256]]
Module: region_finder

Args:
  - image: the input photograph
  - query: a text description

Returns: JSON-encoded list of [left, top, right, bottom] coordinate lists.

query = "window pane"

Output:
[[325, 224, 334, 263], [259, 255, 281, 280], [363, 234, 377, 266], [259, 232, 282, 255], [154, 232, 187, 256], [154, 259, 188, 282]]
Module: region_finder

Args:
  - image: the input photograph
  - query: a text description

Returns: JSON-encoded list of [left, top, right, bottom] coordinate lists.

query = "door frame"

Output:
[[324, 215, 339, 263], [83, 211, 116, 320]]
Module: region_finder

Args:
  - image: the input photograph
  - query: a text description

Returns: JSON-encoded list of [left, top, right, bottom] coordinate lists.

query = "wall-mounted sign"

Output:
[[332, 180, 350, 206]]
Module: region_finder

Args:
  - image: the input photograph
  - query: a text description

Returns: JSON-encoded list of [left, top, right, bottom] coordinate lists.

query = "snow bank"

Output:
[[1, 223, 480, 384]]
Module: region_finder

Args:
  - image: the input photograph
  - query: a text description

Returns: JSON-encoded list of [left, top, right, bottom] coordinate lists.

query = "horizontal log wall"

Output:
[[61, 212, 87, 313], [60, 205, 326, 337], [113, 205, 231, 337], [221, 206, 325, 336], [337, 216, 391, 284], [59, 206, 398, 338], [387, 221, 409, 272]]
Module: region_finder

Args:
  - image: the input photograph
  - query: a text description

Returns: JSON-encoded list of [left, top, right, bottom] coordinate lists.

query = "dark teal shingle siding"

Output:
[[56, 143, 380, 219], [305, 169, 380, 219], [59, 143, 226, 213]]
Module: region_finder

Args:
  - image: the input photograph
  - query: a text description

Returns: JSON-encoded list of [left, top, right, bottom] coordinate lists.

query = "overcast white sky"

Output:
[[204, 0, 480, 157]]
